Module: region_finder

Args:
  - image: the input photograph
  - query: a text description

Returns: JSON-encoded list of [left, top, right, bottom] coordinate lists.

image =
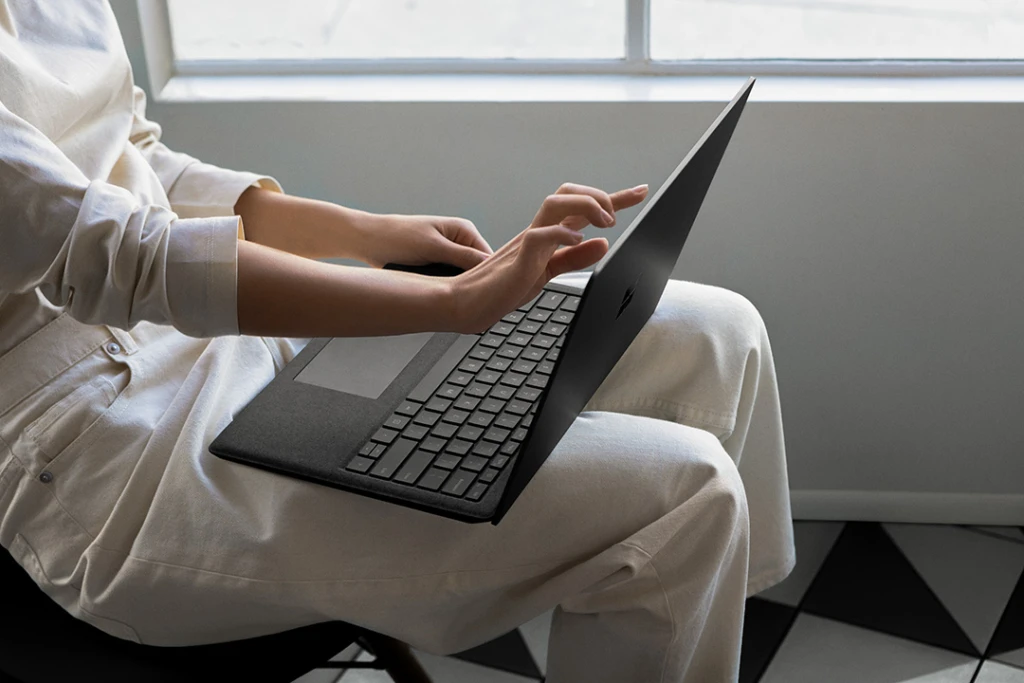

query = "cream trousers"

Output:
[[0, 275, 795, 683]]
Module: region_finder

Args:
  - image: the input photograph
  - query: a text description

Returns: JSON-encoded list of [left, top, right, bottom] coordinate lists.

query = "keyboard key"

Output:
[[491, 322, 515, 336], [518, 294, 541, 311], [358, 442, 376, 456], [468, 346, 494, 361], [532, 335, 557, 350], [442, 469, 476, 497], [516, 320, 542, 335], [457, 425, 484, 442], [499, 441, 519, 456], [511, 360, 537, 375], [502, 310, 525, 324], [436, 383, 462, 400], [508, 333, 531, 347], [461, 455, 488, 472], [555, 336, 564, 348], [446, 371, 473, 387], [485, 357, 512, 372], [458, 358, 484, 374], [483, 427, 510, 443], [466, 483, 488, 501], [420, 436, 447, 453], [480, 398, 506, 414], [480, 467, 500, 483], [515, 387, 542, 402], [546, 348, 560, 361], [537, 361, 554, 375], [506, 400, 531, 415], [542, 323, 566, 337], [432, 422, 458, 439], [480, 334, 504, 348], [446, 439, 473, 455], [465, 383, 490, 398], [521, 414, 534, 428], [492, 455, 511, 469], [477, 370, 502, 385], [500, 371, 527, 388], [538, 291, 566, 309], [454, 395, 481, 411], [413, 410, 442, 427], [527, 309, 551, 323], [494, 413, 519, 430], [472, 441, 499, 457], [442, 409, 470, 425], [512, 428, 528, 442], [551, 310, 574, 325], [526, 374, 548, 389], [369, 443, 387, 459], [417, 467, 449, 491], [371, 427, 399, 444], [563, 296, 581, 311], [426, 397, 453, 413], [434, 453, 462, 470], [346, 456, 375, 473], [395, 401, 420, 417], [383, 414, 410, 431], [394, 449, 436, 485], [370, 438, 417, 479], [468, 411, 494, 428], [521, 347, 546, 362], [489, 385, 515, 401], [496, 345, 522, 360]]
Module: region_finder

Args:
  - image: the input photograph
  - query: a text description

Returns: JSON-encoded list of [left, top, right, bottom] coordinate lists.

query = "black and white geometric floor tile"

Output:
[[317, 521, 1024, 683]]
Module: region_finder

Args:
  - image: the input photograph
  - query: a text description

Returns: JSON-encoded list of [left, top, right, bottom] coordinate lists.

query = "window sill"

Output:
[[153, 74, 1024, 104]]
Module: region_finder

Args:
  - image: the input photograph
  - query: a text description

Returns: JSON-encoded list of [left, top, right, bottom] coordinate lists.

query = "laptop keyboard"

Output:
[[344, 289, 580, 502]]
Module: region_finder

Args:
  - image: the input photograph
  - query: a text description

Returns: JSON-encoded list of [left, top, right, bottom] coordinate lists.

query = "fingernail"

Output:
[[633, 184, 649, 193], [573, 231, 584, 242], [600, 210, 615, 226]]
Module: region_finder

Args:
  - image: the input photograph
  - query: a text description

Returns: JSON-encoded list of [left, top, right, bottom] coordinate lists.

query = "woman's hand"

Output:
[[448, 182, 649, 334], [355, 214, 494, 270]]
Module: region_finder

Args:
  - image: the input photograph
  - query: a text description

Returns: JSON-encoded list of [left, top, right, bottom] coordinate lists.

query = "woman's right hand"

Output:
[[447, 183, 649, 334]]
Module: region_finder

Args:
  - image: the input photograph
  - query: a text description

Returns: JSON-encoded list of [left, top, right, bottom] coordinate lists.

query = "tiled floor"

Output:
[[299, 522, 1024, 683]]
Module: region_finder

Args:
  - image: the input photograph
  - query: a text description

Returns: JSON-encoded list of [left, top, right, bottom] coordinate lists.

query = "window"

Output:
[[166, 0, 1024, 73]]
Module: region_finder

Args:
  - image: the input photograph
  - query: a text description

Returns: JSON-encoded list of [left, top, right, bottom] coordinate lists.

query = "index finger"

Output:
[[609, 184, 649, 211]]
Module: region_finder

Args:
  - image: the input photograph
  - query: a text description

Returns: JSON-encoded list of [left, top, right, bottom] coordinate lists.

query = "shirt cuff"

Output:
[[166, 160, 283, 220], [165, 215, 242, 337]]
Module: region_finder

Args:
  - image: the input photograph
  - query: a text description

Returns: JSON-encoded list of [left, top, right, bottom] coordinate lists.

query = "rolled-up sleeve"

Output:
[[0, 98, 241, 337], [129, 87, 282, 221]]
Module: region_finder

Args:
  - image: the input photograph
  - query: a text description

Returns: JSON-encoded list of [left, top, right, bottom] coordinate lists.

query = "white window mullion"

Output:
[[625, 0, 651, 66]]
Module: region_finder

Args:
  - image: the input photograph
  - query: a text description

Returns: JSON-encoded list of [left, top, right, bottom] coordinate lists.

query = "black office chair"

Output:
[[0, 548, 432, 683]]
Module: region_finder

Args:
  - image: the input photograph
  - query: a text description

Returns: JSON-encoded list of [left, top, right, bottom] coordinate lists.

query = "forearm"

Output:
[[234, 186, 378, 261], [236, 240, 457, 337]]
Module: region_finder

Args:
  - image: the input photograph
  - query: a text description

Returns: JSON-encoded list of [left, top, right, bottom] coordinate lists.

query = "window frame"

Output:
[[139, 0, 1024, 97]]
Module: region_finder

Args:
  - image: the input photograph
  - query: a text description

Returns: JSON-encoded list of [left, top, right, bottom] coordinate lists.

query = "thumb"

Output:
[[547, 238, 609, 277], [444, 242, 490, 270]]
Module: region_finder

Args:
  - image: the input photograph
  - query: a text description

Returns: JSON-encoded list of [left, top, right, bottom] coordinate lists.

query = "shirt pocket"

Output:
[[24, 375, 122, 463]]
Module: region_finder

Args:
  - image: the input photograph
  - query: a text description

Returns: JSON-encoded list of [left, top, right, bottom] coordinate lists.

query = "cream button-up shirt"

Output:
[[0, 0, 278, 356]]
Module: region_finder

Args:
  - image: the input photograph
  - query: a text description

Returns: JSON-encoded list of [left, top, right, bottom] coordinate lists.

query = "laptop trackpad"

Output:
[[294, 333, 434, 400]]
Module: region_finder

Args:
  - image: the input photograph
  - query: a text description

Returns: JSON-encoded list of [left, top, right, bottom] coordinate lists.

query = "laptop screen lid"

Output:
[[493, 78, 756, 523]]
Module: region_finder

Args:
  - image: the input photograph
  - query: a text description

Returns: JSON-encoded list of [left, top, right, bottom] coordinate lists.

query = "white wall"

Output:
[[113, 2, 1024, 524]]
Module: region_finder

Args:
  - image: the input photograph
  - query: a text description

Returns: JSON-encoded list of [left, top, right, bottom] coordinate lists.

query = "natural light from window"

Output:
[[168, 0, 1024, 64]]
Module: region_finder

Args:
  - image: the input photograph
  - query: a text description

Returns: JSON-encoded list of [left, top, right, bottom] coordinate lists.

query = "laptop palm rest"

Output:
[[295, 333, 434, 399]]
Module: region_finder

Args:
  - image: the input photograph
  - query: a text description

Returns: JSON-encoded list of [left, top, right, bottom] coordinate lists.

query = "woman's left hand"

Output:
[[356, 214, 493, 270]]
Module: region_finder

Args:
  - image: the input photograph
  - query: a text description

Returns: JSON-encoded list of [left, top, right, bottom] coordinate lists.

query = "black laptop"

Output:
[[210, 78, 755, 524]]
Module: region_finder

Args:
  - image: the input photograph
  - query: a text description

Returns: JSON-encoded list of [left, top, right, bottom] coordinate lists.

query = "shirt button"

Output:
[[39, 471, 53, 484], [105, 342, 122, 355]]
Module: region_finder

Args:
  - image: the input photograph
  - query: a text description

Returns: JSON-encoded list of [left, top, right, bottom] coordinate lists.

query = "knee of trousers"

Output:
[[667, 281, 768, 354], [615, 423, 751, 561]]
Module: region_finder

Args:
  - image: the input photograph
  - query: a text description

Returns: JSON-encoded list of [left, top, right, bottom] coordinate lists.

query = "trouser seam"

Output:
[[621, 541, 676, 683]]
